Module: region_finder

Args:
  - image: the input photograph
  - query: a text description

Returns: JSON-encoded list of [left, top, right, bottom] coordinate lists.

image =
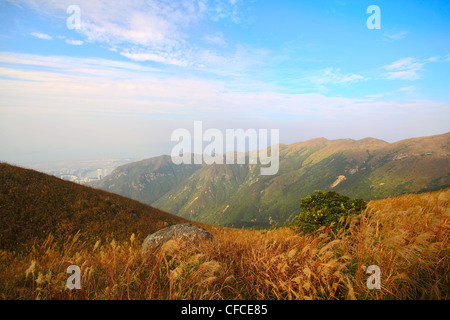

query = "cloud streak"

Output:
[[383, 30, 408, 41], [66, 39, 83, 45], [0, 52, 445, 120], [383, 57, 425, 80], [310, 68, 365, 85], [31, 32, 52, 40]]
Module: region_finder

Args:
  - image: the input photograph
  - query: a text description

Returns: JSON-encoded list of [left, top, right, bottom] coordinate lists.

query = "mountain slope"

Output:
[[94, 132, 450, 227], [95, 155, 201, 204], [0, 163, 189, 251]]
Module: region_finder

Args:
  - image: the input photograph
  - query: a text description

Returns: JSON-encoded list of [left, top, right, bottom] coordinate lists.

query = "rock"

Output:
[[141, 223, 213, 253]]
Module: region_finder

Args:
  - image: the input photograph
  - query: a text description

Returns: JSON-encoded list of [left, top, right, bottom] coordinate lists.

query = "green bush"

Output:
[[294, 190, 366, 233]]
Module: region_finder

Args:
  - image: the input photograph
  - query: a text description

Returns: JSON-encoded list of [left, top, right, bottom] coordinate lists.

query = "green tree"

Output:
[[294, 190, 366, 233]]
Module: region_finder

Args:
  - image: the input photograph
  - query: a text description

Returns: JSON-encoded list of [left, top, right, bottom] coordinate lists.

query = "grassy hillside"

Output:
[[1, 187, 448, 299], [0, 163, 189, 252], [94, 132, 450, 226]]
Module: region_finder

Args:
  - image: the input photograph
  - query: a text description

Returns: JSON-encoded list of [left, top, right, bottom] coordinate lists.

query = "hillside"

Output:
[[94, 132, 450, 227], [1, 189, 448, 299], [94, 155, 201, 205], [0, 163, 189, 251]]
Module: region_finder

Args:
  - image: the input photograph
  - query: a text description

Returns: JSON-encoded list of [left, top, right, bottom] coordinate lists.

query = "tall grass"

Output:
[[0, 189, 448, 300]]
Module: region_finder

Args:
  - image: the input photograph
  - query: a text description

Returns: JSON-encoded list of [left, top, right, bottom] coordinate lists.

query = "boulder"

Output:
[[142, 223, 213, 253]]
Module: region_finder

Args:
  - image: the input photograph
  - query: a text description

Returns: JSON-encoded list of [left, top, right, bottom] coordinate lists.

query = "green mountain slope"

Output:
[[94, 132, 450, 227], [95, 155, 201, 204]]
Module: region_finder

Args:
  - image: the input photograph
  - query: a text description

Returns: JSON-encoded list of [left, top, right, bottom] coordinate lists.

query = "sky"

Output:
[[0, 0, 449, 165]]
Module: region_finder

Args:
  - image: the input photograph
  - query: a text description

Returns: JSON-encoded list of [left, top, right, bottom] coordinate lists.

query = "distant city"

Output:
[[23, 158, 137, 185], [59, 168, 108, 185]]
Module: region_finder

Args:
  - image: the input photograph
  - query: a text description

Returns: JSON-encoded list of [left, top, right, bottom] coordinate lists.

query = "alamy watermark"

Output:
[[66, 264, 81, 289], [367, 5, 381, 30], [366, 265, 381, 290], [67, 5, 81, 30], [171, 121, 279, 175]]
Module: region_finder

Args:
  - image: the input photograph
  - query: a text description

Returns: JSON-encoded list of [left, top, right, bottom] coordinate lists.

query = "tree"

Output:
[[294, 190, 366, 233]]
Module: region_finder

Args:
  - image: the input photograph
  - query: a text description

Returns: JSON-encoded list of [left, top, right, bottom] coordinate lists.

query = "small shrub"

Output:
[[294, 190, 366, 233]]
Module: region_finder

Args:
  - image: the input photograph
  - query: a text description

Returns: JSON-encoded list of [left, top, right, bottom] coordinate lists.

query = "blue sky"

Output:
[[0, 0, 449, 164]]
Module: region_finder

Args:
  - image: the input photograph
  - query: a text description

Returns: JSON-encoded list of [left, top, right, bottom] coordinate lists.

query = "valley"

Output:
[[94, 132, 450, 227]]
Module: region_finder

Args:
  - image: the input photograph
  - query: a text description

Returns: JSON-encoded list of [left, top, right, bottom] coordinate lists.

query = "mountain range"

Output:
[[94, 132, 450, 227]]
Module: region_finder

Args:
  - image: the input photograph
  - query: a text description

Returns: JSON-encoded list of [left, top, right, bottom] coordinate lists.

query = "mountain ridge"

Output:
[[94, 132, 450, 227]]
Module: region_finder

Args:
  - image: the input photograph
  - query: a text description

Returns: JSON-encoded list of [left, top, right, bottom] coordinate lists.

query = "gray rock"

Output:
[[142, 223, 213, 253]]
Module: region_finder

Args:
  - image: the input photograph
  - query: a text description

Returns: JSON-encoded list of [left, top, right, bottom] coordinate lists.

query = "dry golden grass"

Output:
[[0, 189, 448, 300]]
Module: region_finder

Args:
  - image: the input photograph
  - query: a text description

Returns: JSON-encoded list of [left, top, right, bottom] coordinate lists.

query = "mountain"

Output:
[[94, 155, 201, 204], [94, 132, 450, 227], [0, 163, 189, 251]]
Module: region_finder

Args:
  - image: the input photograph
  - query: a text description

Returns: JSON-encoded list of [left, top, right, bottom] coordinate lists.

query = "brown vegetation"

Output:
[[0, 163, 189, 252], [0, 163, 448, 299]]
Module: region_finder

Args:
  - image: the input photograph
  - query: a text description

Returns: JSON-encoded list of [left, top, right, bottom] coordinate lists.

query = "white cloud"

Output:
[[195, 45, 270, 77], [310, 68, 365, 85], [30, 32, 52, 40], [367, 86, 416, 99], [398, 86, 415, 94], [2, 52, 439, 121], [120, 50, 189, 66], [383, 57, 424, 80], [0, 51, 161, 76], [383, 30, 408, 41], [366, 92, 393, 99], [66, 39, 83, 45], [203, 33, 226, 46], [15, 0, 247, 67]]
